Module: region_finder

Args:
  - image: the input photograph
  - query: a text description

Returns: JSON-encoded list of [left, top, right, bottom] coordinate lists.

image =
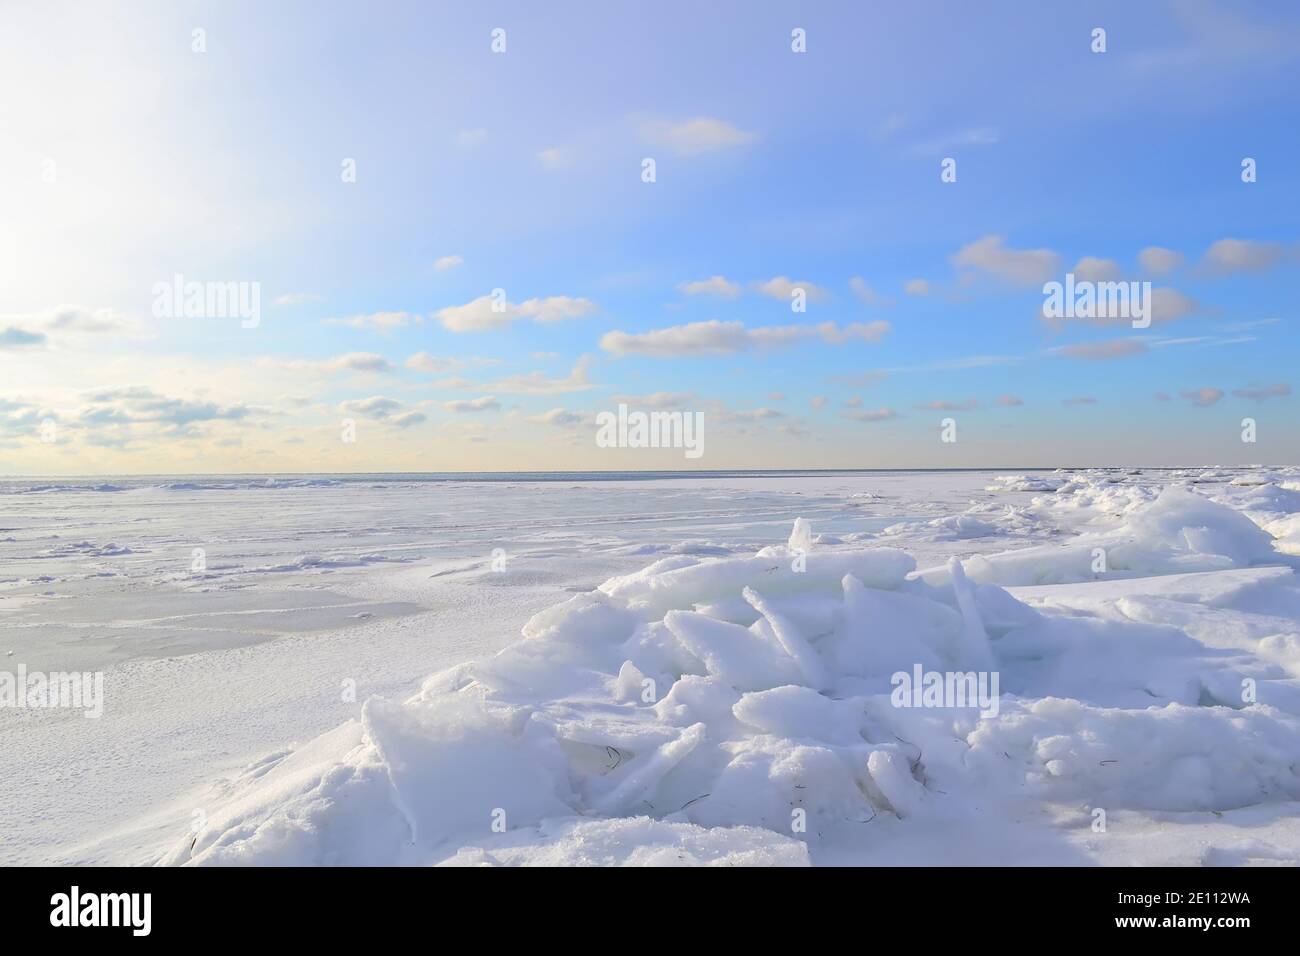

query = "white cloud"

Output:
[[482, 356, 596, 395], [269, 352, 394, 374], [903, 278, 931, 296], [610, 391, 696, 409], [953, 235, 1060, 286], [1138, 247, 1184, 277], [435, 294, 597, 333], [528, 408, 586, 427], [849, 277, 891, 306], [434, 255, 464, 271], [600, 319, 889, 357], [325, 311, 416, 332], [1200, 238, 1286, 276], [404, 352, 464, 373], [444, 395, 501, 413], [338, 395, 426, 427], [640, 117, 757, 156], [753, 276, 830, 302], [1072, 257, 1123, 282], [678, 276, 740, 298]]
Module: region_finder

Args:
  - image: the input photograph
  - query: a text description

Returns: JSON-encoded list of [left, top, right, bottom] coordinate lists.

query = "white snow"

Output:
[[4, 468, 1300, 866]]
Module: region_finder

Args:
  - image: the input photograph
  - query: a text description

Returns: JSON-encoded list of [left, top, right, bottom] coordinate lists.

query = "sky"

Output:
[[1, 0, 1298, 474]]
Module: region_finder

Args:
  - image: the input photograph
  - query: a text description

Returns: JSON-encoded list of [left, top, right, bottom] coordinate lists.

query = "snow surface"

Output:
[[4, 469, 1300, 866]]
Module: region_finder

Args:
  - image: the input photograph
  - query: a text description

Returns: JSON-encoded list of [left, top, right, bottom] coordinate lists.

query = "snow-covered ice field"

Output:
[[4, 468, 1300, 866]]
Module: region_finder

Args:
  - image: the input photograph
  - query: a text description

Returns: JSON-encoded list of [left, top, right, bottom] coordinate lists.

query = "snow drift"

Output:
[[163, 486, 1300, 867]]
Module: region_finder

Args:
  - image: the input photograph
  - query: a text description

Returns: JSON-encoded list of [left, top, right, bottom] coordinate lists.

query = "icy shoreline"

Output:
[[162, 477, 1300, 867]]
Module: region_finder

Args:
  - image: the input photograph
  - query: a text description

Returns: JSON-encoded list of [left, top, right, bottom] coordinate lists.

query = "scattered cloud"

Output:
[[903, 279, 931, 296], [953, 235, 1060, 286], [1200, 238, 1286, 276], [1138, 247, 1184, 277], [404, 352, 463, 373], [678, 276, 741, 298], [1232, 383, 1290, 401], [434, 255, 464, 271], [436, 294, 597, 333], [528, 408, 587, 427], [1181, 387, 1224, 407], [849, 277, 892, 306], [338, 395, 426, 427], [640, 117, 757, 156], [600, 319, 889, 357], [843, 408, 899, 422], [1062, 396, 1098, 406], [753, 276, 830, 303], [482, 356, 597, 395], [1072, 257, 1123, 282], [325, 311, 416, 332], [444, 395, 501, 413], [610, 391, 696, 409], [997, 394, 1024, 407]]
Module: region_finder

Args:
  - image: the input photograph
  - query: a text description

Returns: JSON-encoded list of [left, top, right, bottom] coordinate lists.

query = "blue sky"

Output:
[[1, 0, 1298, 472]]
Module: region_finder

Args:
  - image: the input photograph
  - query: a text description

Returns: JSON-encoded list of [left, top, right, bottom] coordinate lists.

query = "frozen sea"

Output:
[[3, 468, 1300, 866]]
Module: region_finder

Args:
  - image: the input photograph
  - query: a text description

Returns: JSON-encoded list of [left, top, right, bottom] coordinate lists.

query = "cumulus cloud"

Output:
[[436, 294, 597, 332], [640, 117, 757, 156], [0, 305, 143, 347], [1072, 257, 1123, 282], [527, 408, 586, 427], [1138, 247, 1184, 277], [753, 277, 830, 303], [78, 386, 252, 434], [1200, 238, 1286, 276], [434, 254, 464, 271], [848, 277, 891, 306], [600, 319, 889, 357], [678, 276, 740, 298], [404, 352, 463, 373], [338, 395, 427, 427], [444, 395, 501, 413], [953, 235, 1060, 286], [482, 356, 597, 395], [903, 279, 931, 296]]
